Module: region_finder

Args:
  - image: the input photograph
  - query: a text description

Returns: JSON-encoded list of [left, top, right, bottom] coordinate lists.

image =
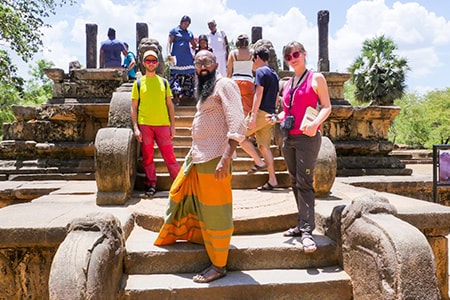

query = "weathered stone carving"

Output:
[[107, 90, 133, 128], [342, 193, 440, 299], [44, 67, 127, 101], [49, 213, 125, 300], [252, 39, 278, 73], [95, 127, 137, 205], [314, 136, 337, 196], [137, 37, 165, 76]]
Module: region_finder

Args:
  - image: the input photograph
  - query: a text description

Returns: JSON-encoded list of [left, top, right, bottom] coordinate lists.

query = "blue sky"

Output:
[[9, 0, 450, 94]]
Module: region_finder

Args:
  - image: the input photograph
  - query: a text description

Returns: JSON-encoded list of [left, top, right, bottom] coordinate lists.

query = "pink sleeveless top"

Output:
[[281, 70, 320, 135]]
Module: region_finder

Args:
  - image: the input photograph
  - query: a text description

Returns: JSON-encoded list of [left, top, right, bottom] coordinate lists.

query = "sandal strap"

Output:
[[210, 265, 226, 274]]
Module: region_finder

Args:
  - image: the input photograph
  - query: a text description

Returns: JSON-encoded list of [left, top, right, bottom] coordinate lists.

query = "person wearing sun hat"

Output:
[[130, 49, 180, 197]]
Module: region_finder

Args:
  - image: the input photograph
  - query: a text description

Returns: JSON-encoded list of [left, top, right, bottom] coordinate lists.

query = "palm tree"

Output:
[[348, 35, 410, 106]]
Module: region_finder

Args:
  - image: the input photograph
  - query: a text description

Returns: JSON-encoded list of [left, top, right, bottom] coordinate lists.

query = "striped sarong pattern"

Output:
[[154, 156, 233, 267]]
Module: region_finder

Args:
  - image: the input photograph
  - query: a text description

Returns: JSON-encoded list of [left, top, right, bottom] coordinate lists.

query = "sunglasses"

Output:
[[284, 51, 301, 62], [194, 60, 214, 68], [144, 59, 158, 64]]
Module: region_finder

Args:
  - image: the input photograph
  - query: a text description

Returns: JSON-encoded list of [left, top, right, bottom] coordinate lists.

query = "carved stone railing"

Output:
[[341, 193, 440, 299], [319, 188, 450, 300], [48, 213, 125, 300]]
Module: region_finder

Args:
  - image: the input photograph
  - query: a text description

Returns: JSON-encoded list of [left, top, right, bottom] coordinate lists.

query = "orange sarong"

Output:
[[235, 80, 255, 116], [154, 156, 233, 267]]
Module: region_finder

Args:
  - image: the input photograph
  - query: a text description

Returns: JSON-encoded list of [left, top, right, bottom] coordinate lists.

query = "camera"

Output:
[[281, 115, 295, 130]]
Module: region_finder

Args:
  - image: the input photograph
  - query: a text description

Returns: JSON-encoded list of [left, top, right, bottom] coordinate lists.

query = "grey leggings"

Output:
[[282, 132, 321, 237]]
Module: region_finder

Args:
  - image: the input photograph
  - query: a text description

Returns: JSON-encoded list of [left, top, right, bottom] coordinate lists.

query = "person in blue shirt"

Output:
[[166, 16, 197, 105], [99, 28, 127, 68], [123, 42, 137, 80]]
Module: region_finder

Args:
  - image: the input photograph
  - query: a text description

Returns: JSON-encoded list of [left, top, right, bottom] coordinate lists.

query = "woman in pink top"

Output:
[[276, 41, 331, 253]]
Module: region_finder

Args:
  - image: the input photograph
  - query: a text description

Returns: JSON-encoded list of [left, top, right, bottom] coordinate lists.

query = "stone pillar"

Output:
[[282, 45, 289, 71], [251, 26, 262, 44], [86, 24, 97, 69], [136, 22, 149, 56], [317, 10, 330, 72]]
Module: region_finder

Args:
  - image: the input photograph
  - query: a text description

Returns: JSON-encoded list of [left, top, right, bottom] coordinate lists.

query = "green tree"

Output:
[[423, 89, 450, 146], [389, 88, 450, 148], [0, 0, 73, 138], [0, 50, 24, 91], [389, 93, 429, 148], [0, 0, 75, 91], [23, 59, 54, 104], [0, 59, 54, 138], [348, 35, 410, 106], [0, 0, 75, 62], [0, 51, 23, 136], [0, 79, 21, 132], [343, 80, 357, 104]]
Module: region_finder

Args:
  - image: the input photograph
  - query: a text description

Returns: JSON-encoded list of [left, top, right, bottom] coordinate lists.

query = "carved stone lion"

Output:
[[137, 38, 165, 76]]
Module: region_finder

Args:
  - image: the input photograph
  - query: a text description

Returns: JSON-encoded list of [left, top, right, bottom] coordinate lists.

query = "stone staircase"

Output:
[[148, 105, 290, 191], [389, 148, 433, 164], [119, 226, 352, 299], [116, 187, 353, 299], [0, 103, 108, 181], [0, 102, 291, 190]]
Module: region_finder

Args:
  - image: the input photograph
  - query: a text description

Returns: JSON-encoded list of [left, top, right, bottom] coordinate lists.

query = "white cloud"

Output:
[[13, 0, 450, 91], [40, 21, 77, 71], [330, 0, 450, 89]]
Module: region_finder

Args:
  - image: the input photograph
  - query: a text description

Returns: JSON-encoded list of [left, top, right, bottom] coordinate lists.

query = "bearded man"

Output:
[[154, 50, 246, 283]]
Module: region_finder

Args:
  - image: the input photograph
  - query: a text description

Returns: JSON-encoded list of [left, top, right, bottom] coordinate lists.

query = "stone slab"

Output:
[[0, 191, 135, 247], [124, 226, 338, 274], [130, 188, 298, 234], [120, 267, 352, 300]]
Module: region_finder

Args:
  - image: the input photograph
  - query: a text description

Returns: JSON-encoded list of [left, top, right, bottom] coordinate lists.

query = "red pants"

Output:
[[139, 125, 180, 186]]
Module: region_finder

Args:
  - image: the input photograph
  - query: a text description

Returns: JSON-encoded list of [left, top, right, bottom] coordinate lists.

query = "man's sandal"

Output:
[[301, 236, 317, 253], [283, 227, 302, 237], [193, 265, 227, 283], [247, 163, 267, 174]]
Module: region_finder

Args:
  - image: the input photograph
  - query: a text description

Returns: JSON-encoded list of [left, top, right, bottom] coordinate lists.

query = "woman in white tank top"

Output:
[[227, 34, 254, 116]]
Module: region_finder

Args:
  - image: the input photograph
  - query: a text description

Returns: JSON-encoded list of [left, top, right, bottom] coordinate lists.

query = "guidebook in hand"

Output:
[[300, 106, 319, 129]]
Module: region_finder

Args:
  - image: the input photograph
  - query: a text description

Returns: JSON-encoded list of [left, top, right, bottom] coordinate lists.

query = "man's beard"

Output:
[[196, 69, 216, 102]]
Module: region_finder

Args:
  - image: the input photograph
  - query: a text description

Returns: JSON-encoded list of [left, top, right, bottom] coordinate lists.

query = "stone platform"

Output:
[[2, 164, 450, 299]]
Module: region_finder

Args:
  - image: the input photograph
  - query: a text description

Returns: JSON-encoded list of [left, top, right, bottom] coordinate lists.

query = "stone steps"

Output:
[[389, 149, 433, 164], [120, 268, 352, 300], [150, 156, 287, 173], [0, 103, 289, 187], [0, 141, 94, 160], [0, 159, 95, 181], [154, 144, 282, 158], [120, 225, 352, 300], [135, 171, 291, 191]]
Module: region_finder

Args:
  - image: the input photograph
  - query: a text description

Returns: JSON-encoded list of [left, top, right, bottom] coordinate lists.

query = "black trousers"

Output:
[[282, 132, 321, 236]]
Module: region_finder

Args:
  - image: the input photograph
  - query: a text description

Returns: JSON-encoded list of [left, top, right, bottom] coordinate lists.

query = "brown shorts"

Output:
[[245, 110, 273, 148]]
